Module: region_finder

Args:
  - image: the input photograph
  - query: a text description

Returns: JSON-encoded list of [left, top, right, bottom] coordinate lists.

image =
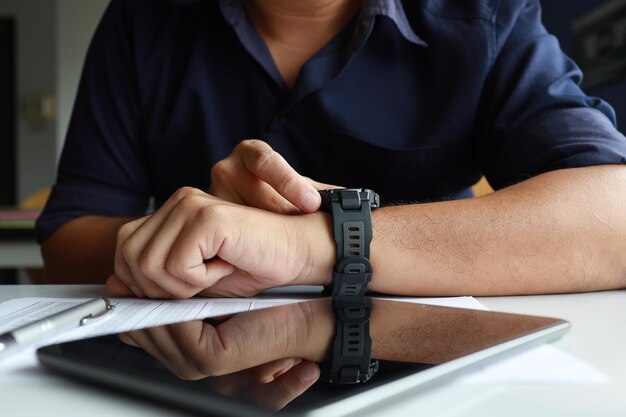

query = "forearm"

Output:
[[367, 165, 626, 295], [41, 216, 135, 284]]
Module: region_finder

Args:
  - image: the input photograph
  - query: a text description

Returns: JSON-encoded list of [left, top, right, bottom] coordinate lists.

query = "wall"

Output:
[[56, 0, 109, 159], [0, 0, 57, 203], [0, 0, 109, 203], [541, 0, 626, 132]]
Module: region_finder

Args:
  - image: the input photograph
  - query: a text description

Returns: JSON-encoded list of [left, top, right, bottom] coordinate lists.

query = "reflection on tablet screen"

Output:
[[37, 298, 569, 417]]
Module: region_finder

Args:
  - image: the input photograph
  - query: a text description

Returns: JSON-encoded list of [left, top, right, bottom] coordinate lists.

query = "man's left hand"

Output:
[[209, 139, 336, 214]]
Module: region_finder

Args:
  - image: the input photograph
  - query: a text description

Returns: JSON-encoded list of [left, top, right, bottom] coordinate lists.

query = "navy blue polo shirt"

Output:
[[37, 0, 626, 243]]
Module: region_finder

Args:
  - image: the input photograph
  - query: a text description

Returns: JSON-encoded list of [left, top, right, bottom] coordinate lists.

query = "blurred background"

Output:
[[0, 0, 625, 283]]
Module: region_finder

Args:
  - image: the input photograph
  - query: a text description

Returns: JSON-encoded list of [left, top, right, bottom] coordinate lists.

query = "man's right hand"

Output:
[[209, 139, 336, 214]]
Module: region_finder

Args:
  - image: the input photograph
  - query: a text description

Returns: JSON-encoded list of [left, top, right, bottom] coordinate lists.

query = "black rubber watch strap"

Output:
[[323, 297, 379, 384], [320, 189, 379, 297], [332, 257, 372, 297]]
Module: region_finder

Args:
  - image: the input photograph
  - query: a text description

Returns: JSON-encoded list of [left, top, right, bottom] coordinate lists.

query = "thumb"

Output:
[[304, 178, 343, 191]]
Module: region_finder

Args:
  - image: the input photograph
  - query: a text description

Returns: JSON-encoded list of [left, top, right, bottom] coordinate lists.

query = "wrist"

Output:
[[367, 208, 383, 293], [291, 211, 335, 286], [297, 298, 335, 361]]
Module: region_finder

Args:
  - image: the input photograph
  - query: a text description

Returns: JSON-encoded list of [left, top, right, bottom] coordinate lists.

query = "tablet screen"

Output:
[[37, 298, 569, 417]]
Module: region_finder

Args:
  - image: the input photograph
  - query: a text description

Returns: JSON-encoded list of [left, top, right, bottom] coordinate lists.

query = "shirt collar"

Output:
[[219, 0, 427, 48], [361, 0, 427, 47]]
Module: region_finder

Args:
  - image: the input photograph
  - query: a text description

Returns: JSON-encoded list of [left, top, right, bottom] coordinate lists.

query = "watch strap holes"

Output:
[[343, 221, 365, 258]]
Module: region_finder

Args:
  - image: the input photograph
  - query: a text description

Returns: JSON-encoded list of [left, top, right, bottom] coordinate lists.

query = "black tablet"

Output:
[[37, 298, 569, 417]]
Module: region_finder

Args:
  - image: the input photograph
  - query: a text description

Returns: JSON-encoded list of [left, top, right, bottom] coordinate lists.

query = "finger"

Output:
[[123, 330, 168, 364], [119, 188, 206, 298], [239, 140, 321, 213], [184, 304, 311, 375], [248, 361, 320, 411], [167, 321, 225, 380], [197, 269, 265, 298], [304, 177, 343, 191], [208, 180, 245, 206], [144, 326, 205, 379], [211, 358, 301, 397], [212, 156, 300, 214], [105, 274, 134, 297], [257, 357, 302, 383], [125, 326, 205, 380], [166, 219, 237, 290], [119, 213, 181, 299], [119, 332, 139, 347], [236, 176, 301, 215], [123, 246, 177, 299], [132, 209, 210, 298], [113, 216, 150, 298]]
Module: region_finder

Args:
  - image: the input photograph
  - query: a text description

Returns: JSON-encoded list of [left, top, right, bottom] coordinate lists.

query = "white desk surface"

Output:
[[1, 285, 625, 417]]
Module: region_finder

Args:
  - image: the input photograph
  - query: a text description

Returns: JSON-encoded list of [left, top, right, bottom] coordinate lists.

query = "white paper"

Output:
[[0, 297, 308, 349]]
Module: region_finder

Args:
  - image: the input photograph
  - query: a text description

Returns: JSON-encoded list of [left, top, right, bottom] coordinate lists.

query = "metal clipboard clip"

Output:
[[80, 297, 115, 326]]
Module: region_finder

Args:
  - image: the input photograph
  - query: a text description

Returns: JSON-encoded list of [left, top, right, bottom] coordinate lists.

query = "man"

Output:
[[38, 0, 626, 298]]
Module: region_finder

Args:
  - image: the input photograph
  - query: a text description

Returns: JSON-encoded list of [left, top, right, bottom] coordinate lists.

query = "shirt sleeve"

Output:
[[476, 0, 626, 191], [36, 0, 150, 243]]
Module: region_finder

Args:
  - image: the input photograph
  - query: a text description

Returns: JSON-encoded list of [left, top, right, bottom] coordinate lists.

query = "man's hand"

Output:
[[209, 358, 317, 411], [210, 139, 336, 214], [119, 300, 334, 410], [106, 187, 334, 299]]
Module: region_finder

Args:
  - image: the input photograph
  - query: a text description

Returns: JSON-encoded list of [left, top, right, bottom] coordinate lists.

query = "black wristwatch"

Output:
[[321, 297, 379, 384], [319, 188, 380, 297]]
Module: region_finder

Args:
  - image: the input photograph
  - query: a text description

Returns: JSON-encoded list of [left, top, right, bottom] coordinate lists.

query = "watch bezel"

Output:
[[319, 188, 380, 210]]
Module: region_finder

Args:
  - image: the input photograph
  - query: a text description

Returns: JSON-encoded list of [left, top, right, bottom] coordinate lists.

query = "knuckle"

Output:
[[178, 193, 207, 212], [112, 261, 127, 278], [164, 273, 203, 298], [163, 264, 207, 296], [196, 330, 232, 376], [136, 252, 158, 277], [117, 222, 134, 241], [251, 148, 276, 175], [197, 203, 227, 222], [278, 172, 301, 193], [210, 160, 230, 182], [239, 138, 268, 152], [120, 239, 137, 263], [173, 186, 200, 201], [241, 140, 275, 173], [164, 257, 185, 279]]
